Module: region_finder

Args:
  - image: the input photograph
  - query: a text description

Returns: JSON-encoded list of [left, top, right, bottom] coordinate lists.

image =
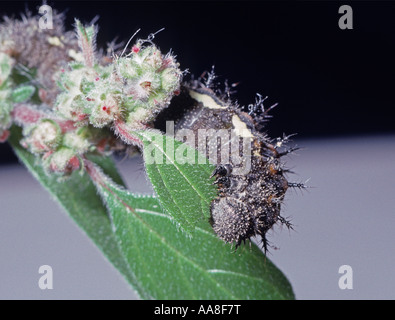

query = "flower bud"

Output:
[[62, 131, 91, 154], [125, 71, 160, 101], [89, 93, 121, 128], [160, 68, 181, 93], [44, 147, 81, 175], [139, 46, 163, 70], [21, 119, 62, 154], [117, 57, 139, 80], [56, 92, 90, 124]]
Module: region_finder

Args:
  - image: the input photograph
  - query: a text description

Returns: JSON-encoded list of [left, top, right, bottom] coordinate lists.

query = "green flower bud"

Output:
[[62, 131, 91, 154], [117, 57, 139, 79], [89, 93, 121, 128], [21, 119, 62, 154], [161, 68, 181, 93], [44, 147, 81, 176]]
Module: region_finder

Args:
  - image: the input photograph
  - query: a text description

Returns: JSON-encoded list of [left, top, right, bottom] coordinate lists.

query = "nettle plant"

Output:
[[1, 9, 302, 299]]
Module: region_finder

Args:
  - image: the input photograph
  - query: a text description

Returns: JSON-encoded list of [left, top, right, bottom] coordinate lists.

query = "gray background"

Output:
[[0, 135, 394, 299]]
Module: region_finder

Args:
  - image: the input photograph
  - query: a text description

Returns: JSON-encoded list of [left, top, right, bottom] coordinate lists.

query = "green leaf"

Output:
[[133, 130, 218, 233], [8, 126, 150, 299], [88, 161, 295, 300], [11, 85, 36, 103], [0, 52, 13, 83]]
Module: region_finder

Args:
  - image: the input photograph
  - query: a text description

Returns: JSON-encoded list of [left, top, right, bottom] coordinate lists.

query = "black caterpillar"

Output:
[[155, 77, 301, 251]]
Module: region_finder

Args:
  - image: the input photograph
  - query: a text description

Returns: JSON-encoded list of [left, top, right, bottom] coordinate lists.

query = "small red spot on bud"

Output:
[[102, 106, 107, 111], [132, 46, 140, 53], [95, 77, 100, 81], [174, 90, 180, 96]]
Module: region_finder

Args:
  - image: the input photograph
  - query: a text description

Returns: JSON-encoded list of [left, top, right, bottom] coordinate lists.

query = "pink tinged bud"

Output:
[[47, 148, 81, 175], [12, 103, 74, 133], [26, 119, 62, 154], [89, 95, 119, 128], [95, 77, 100, 81], [58, 120, 75, 133], [158, 57, 174, 71], [12, 104, 48, 126]]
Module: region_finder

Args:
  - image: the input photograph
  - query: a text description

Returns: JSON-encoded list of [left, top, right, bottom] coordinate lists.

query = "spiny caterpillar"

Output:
[[155, 73, 302, 251]]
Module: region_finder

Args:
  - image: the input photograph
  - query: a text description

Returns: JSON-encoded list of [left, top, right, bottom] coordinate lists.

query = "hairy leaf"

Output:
[[11, 85, 36, 103], [133, 130, 218, 233], [87, 161, 294, 300], [8, 126, 149, 299]]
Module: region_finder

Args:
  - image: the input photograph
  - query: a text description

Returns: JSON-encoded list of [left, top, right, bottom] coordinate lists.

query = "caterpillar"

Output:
[[154, 76, 300, 251]]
